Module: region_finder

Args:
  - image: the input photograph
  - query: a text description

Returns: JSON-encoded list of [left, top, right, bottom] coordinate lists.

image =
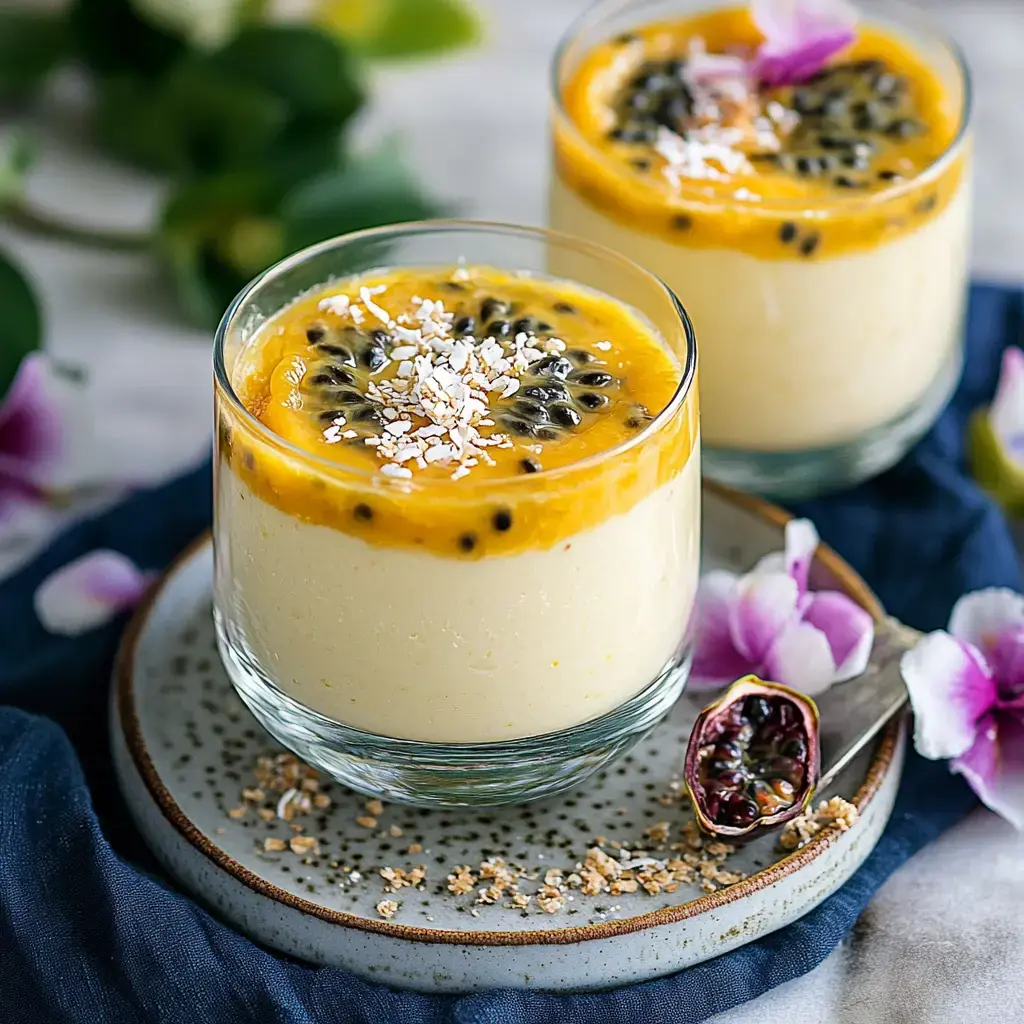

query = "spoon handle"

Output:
[[816, 616, 920, 792]]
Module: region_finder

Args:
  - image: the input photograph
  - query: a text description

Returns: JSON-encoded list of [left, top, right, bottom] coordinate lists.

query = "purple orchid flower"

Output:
[[901, 588, 1024, 829], [0, 353, 62, 522], [988, 347, 1024, 466], [692, 518, 875, 695], [34, 549, 153, 636], [751, 0, 858, 87]]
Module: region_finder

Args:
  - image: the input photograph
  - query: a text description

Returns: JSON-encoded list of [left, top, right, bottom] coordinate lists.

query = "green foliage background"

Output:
[[0, 0, 481, 394]]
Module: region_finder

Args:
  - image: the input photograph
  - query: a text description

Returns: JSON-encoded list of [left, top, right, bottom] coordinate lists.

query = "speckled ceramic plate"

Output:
[[111, 482, 907, 993]]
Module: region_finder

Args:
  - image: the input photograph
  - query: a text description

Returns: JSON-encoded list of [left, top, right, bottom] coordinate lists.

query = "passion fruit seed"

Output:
[[353, 503, 373, 521], [493, 509, 513, 531], [684, 677, 820, 839], [520, 458, 542, 473]]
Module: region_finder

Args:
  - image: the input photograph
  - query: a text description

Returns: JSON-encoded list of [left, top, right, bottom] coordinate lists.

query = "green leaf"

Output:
[[69, 0, 184, 80], [160, 173, 285, 326], [0, 11, 69, 98], [94, 77, 182, 172], [0, 250, 43, 396], [355, 0, 481, 60], [0, 133, 35, 206], [211, 25, 364, 123], [281, 147, 442, 252]]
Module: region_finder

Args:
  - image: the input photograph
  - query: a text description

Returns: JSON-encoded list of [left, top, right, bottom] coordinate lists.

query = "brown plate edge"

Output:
[[114, 481, 902, 949]]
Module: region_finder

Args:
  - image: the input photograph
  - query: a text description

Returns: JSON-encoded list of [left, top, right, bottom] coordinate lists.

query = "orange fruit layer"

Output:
[[555, 6, 967, 259], [217, 265, 697, 559]]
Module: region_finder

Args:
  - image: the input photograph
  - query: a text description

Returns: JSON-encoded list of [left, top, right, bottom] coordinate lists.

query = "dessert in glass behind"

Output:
[[551, 0, 971, 498], [213, 222, 700, 806]]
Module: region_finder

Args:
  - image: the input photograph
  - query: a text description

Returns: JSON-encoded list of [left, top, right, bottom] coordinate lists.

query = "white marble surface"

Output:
[[2, 1, 1024, 1019]]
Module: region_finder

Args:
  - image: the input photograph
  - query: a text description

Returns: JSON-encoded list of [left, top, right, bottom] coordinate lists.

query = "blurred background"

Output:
[[0, 0, 1021, 571]]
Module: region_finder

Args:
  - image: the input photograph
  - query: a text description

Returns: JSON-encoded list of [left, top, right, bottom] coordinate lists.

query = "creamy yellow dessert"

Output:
[[551, 4, 970, 457], [215, 265, 699, 744]]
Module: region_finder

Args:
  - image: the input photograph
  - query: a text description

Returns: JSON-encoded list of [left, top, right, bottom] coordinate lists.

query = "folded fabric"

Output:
[[0, 283, 1020, 1024]]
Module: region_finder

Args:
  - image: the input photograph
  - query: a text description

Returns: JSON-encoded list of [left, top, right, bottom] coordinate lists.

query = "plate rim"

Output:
[[114, 479, 901, 948]]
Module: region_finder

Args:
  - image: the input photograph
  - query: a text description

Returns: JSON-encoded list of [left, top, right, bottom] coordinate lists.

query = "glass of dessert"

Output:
[[213, 221, 700, 806], [550, 0, 972, 498]]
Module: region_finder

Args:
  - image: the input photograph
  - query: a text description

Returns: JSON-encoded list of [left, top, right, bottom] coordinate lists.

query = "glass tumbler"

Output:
[[213, 221, 700, 806], [550, 0, 972, 499]]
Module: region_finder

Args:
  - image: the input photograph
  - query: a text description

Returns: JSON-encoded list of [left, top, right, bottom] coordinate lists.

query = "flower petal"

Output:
[[728, 569, 800, 664], [784, 517, 818, 594], [801, 590, 874, 682], [752, 0, 857, 85], [989, 347, 1024, 465], [0, 353, 62, 485], [34, 550, 152, 636], [952, 711, 1024, 830], [988, 626, 1024, 699], [690, 570, 755, 689], [948, 587, 1024, 655], [762, 619, 837, 695], [901, 632, 998, 760]]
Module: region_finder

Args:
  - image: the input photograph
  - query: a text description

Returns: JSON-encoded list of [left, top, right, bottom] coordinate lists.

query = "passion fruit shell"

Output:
[[684, 675, 820, 840]]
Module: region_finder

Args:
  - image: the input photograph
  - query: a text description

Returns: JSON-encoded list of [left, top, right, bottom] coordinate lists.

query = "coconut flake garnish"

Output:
[[319, 285, 565, 482]]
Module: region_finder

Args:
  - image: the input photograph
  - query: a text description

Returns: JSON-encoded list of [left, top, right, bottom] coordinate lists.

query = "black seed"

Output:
[[319, 409, 346, 423], [877, 169, 901, 181], [480, 298, 511, 322], [609, 123, 654, 144], [352, 406, 380, 422], [841, 153, 870, 170], [550, 403, 582, 428], [325, 389, 363, 405], [533, 356, 573, 379], [486, 319, 512, 337], [614, 31, 638, 45], [793, 89, 820, 116], [512, 317, 537, 336], [750, 152, 779, 164], [503, 417, 535, 437], [370, 329, 390, 345], [520, 458, 541, 474], [849, 59, 884, 74], [536, 321, 552, 333], [316, 344, 355, 365], [818, 135, 858, 150], [554, 302, 577, 315], [652, 94, 690, 129], [795, 156, 821, 177], [522, 383, 570, 402], [305, 325, 326, 343], [311, 367, 355, 386], [492, 509, 513, 532], [458, 533, 477, 553], [573, 370, 614, 387], [363, 347, 387, 371], [833, 175, 864, 189], [821, 92, 848, 117], [567, 348, 596, 364], [743, 695, 772, 724], [536, 427, 559, 441], [779, 222, 798, 244], [672, 213, 692, 231], [799, 233, 820, 257], [353, 503, 373, 522], [578, 391, 609, 410], [625, 405, 651, 429], [631, 158, 651, 172], [453, 315, 475, 335], [886, 117, 920, 139], [513, 398, 550, 423]]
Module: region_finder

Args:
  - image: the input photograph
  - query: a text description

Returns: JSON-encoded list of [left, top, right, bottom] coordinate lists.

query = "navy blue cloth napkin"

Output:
[[1, 284, 1021, 1024]]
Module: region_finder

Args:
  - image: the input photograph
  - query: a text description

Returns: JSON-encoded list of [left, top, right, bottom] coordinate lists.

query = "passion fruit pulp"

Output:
[[684, 676, 820, 840]]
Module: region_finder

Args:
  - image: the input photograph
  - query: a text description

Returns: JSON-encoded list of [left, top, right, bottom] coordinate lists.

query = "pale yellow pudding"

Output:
[[215, 264, 700, 744], [551, 3, 970, 460]]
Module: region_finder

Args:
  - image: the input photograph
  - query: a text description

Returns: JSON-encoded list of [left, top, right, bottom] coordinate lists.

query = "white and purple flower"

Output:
[[34, 550, 153, 636], [901, 588, 1024, 829], [752, 0, 858, 86], [692, 518, 875, 695], [0, 353, 62, 523]]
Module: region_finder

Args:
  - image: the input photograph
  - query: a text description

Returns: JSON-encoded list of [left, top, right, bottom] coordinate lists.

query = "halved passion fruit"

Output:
[[684, 676, 820, 840]]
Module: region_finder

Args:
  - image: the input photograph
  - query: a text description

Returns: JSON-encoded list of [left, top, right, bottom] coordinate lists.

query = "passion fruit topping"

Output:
[[684, 676, 820, 840]]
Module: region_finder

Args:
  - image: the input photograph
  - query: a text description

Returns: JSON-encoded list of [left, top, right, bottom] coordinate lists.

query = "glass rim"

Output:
[[213, 218, 699, 490], [549, 0, 974, 213]]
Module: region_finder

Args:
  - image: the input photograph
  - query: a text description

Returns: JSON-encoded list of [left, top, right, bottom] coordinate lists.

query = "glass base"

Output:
[[215, 613, 691, 807], [703, 346, 962, 501]]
